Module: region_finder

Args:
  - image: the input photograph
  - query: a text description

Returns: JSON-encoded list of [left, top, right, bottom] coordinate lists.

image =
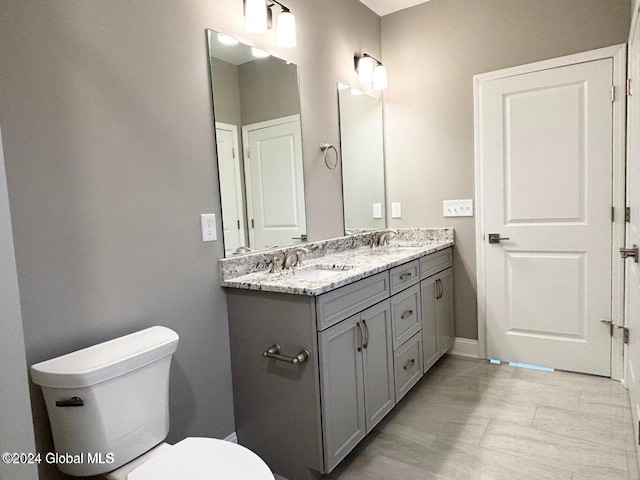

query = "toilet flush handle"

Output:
[[55, 396, 84, 407]]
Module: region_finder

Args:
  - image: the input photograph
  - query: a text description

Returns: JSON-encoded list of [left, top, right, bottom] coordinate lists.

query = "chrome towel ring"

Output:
[[320, 143, 340, 170]]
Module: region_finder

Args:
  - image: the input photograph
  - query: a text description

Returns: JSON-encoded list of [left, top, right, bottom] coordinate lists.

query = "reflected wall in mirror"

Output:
[[337, 84, 386, 233], [207, 29, 307, 257]]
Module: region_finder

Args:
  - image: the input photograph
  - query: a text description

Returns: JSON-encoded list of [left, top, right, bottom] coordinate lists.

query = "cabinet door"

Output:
[[319, 315, 366, 473], [361, 300, 395, 432], [421, 276, 440, 372], [436, 268, 454, 354]]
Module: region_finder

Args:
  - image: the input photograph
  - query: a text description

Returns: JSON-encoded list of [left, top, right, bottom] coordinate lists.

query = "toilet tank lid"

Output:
[[30, 326, 179, 389]]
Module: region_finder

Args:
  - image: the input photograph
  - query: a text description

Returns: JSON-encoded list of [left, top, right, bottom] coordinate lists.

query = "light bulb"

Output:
[[276, 10, 297, 48], [357, 55, 375, 83], [245, 0, 267, 34], [372, 64, 388, 91]]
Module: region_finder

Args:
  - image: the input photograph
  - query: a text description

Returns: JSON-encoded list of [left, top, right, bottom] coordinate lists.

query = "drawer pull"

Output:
[[399, 272, 413, 281], [403, 359, 416, 370], [263, 344, 310, 364], [401, 310, 414, 320]]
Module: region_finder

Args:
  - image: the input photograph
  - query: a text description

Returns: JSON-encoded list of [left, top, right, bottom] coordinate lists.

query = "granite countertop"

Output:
[[219, 228, 454, 296]]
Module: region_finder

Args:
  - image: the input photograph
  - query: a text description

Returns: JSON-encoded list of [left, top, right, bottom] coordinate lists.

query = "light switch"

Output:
[[372, 203, 383, 219], [443, 199, 473, 217], [391, 202, 402, 219], [200, 214, 217, 242]]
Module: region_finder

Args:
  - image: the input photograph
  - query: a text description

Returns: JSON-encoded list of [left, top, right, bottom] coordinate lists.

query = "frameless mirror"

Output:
[[338, 84, 386, 233], [206, 29, 307, 257]]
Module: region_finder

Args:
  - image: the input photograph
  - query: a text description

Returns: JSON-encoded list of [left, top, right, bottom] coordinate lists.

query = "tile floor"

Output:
[[324, 355, 639, 480]]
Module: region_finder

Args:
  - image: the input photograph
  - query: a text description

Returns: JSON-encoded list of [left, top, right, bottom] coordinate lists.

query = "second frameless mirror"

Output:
[[338, 84, 386, 233], [207, 29, 307, 257]]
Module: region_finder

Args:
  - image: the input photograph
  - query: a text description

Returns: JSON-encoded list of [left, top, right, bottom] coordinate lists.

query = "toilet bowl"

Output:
[[30, 326, 274, 480]]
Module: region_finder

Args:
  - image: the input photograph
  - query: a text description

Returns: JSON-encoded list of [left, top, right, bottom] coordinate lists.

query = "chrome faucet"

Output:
[[372, 229, 398, 247], [283, 247, 310, 270]]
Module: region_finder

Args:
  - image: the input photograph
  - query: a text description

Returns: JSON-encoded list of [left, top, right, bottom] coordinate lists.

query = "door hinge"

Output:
[[247, 150, 251, 159], [232, 148, 236, 159], [612, 206, 615, 222], [612, 85, 616, 102], [628, 78, 633, 96], [626, 206, 631, 223], [251, 218, 255, 228], [237, 220, 241, 230]]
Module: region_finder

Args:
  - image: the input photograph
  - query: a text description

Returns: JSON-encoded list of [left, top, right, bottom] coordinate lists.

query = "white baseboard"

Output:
[[224, 431, 238, 443], [449, 337, 480, 358]]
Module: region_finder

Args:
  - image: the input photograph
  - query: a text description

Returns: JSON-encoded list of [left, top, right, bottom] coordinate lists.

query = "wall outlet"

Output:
[[372, 203, 383, 219], [443, 199, 473, 217], [391, 202, 402, 219], [200, 214, 217, 242]]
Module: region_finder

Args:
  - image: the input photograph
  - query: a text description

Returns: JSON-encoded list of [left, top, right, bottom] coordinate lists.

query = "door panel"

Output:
[[243, 116, 306, 249], [361, 301, 395, 432], [436, 269, 454, 354], [481, 58, 613, 375], [421, 277, 439, 372], [318, 316, 365, 473], [215, 123, 245, 256]]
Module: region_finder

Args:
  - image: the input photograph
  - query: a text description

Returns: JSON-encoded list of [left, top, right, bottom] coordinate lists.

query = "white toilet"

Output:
[[30, 326, 274, 480]]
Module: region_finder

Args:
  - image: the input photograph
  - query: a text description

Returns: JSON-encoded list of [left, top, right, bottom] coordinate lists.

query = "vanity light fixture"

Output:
[[355, 53, 388, 91], [243, 0, 297, 48]]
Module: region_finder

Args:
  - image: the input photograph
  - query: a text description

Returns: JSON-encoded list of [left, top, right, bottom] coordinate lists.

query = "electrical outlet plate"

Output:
[[372, 203, 383, 219], [443, 199, 473, 217], [200, 214, 217, 242], [391, 202, 402, 219]]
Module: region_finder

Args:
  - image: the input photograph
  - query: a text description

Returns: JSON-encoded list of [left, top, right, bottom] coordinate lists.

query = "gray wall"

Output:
[[211, 58, 243, 127], [381, 0, 631, 340], [239, 57, 301, 125], [0, 126, 39, 480], [0, 1, 380, 479]]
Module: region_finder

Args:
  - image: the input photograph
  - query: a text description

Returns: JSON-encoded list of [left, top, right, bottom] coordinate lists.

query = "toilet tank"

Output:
[[30, 326, 179, 477]]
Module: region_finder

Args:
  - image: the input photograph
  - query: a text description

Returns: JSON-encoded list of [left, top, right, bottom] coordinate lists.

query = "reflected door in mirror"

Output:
[[243, 115, 306, 249]]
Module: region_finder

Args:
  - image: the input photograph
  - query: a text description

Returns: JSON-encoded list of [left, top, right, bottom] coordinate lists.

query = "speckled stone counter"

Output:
[[219, 228, 454, 296]]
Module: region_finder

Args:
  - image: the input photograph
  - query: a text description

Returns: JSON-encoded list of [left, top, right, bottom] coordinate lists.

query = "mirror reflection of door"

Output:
[[206, 29, 307, 257], [215, 122, 246, 256], [243, 115, 306, 249]]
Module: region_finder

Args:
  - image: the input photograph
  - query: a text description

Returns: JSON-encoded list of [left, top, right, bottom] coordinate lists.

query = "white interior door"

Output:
[[626, 7, 640, 458], [243, 115, 306, 249], [479, 57, 614, 376], [215, 122, 246, 256]]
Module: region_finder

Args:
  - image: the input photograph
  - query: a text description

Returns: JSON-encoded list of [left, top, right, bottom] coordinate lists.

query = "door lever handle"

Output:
[[488, 233, 510, 244], [620, 245, 639, 262]]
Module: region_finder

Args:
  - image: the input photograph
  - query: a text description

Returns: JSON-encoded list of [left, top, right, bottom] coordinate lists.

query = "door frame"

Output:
[[474, 44, 627, 379]]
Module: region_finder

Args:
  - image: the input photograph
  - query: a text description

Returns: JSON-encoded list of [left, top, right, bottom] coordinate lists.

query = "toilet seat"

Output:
[[127, 437, 274, 480]]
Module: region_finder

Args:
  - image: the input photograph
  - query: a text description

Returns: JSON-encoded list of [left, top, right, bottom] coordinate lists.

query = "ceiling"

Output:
[[358, 0, 432, 16]]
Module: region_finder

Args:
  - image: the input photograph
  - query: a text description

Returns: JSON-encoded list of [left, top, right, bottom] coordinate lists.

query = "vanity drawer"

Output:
[[316, 272, 390, 331], [389, 260, 420, 295], [394, 332, 424, 402], [420, 248, 452, 279], [390, 284, 421, 349]]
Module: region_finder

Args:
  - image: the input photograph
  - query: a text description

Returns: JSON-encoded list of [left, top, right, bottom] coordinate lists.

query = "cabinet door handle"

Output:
[[403, 358, 416, 370], [55, 397, 84, 407], [436, 279, 443, 299], [263, 344, 310, 364], [401, 310, 414, 320], [357, 322, 364, 351], [362, 319, 370, 349], [399, 272, 413, 281]]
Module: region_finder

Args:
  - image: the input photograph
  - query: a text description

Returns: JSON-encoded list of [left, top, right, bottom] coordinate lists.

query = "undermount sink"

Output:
[[287, 264, 354, 281]]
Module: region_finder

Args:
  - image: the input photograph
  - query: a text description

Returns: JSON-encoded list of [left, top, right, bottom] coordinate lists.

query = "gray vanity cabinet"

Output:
[[319, 299, 394, 473], [421, 266, 454, 373]]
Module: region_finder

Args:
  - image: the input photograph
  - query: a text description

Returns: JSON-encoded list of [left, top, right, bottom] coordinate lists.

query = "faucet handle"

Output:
[[267, 256, 282, 273]]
